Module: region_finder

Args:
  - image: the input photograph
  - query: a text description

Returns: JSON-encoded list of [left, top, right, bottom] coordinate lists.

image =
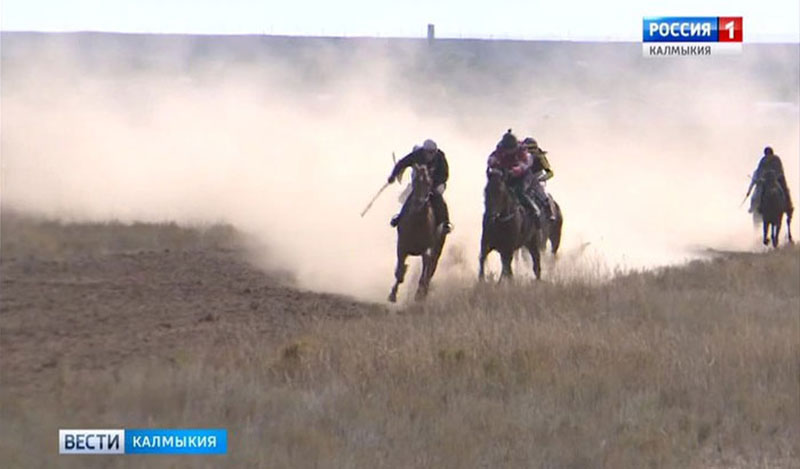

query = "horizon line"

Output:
[[2, 28, 798, 44]]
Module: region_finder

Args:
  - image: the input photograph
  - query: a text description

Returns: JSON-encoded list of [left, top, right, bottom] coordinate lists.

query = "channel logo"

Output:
[[642, 17, 743, 57], [59, 430, 125, 454], [59, 429, 227, 455]]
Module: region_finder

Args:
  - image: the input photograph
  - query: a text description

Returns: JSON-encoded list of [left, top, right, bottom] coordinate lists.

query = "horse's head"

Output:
[[762, 170, 785, 203], [763, 169, 778, 187], [484, 167, 513, 219], [411, 164, 433, 199]]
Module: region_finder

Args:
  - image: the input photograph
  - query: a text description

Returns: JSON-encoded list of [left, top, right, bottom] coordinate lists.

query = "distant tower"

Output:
[[427, 24, 435, 44]]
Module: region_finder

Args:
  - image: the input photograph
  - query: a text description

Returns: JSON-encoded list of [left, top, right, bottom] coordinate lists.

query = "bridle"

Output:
[[409, 168, 433, 213]]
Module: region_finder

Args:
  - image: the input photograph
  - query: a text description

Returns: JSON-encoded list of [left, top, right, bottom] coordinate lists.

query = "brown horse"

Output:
[[479, 168, 542, 281], [533, 193, 564, 256], [388, 164, 447, 302], [758, 170, 793, 247]]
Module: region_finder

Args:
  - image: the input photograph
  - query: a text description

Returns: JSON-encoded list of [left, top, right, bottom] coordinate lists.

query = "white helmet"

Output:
[[422, 139, 438, 151]]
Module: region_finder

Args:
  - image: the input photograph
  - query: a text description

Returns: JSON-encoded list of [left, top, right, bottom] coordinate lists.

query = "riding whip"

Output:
[[393, 152, 403, 183], [739, 192, 750, 208], [740, 174, 754, 207], [360, 182, 391, 217]]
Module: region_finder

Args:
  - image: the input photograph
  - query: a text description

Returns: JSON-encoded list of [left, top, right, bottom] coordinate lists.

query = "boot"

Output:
[[432, 194, 453, 233], [390, 214, 400, 227], [521, 193, 541, 219], [748, 193, 757, 214]]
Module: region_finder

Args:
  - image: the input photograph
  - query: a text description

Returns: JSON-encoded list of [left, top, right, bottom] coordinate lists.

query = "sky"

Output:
[[1, 0, 799, 42]]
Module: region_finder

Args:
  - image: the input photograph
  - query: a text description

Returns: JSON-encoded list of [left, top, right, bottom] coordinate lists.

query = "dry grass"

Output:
[[0, 208, 242, 259], [1, 216, 798, 468]]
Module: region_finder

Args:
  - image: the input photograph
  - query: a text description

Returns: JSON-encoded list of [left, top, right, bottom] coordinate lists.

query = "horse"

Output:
[[479, 168, 542, 281], [532, 191, 564, 256], [758, 170, 793, 247], [388, 164, 448, 302]]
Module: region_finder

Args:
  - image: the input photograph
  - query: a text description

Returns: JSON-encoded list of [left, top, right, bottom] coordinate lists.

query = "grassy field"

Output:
[[1, 214, 798, 468]]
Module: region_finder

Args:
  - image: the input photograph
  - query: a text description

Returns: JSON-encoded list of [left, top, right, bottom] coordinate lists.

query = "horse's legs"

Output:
[[478, 237, 490, 281], [550, 213, 563, 256], [763, 221, 769, 246], [536, 223, 547, 253], [527, 242, 542, 280], [787, 213, 794, 244], [428, 234, 447, 280], [416, 250, 432, 301], [774, 219, 781, 248], [499, 250, 513, 281], [388, 251, 408, 303]]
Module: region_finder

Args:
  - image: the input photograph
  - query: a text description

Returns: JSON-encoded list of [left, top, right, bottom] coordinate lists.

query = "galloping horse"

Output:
[[758, 170, 793, 247], [388, 165, 447, 302], [479, 168, 542, 281], [533, 193, 564, 256]]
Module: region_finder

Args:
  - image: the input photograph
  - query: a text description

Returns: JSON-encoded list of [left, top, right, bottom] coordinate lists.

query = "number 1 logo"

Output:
[[718, 17, 743, 42]]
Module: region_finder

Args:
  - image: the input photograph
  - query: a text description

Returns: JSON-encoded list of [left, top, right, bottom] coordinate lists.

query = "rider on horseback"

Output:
[[487, 130, 539, 219], [522, 136, 556, 221], [748, 146, 794, 215], [388, 139, 453, 234]]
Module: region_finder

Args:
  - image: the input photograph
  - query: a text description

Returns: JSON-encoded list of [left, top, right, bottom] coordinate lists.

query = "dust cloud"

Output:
[[2, 34, 798, 300]]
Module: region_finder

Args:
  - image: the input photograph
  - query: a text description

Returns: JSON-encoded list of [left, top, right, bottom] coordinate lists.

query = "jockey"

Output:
[[397, 144, 420, 203], [522, 136, 556, 221], [487, 129, 539, 218], [748, 146, 793, 215], [388, 139, 453, 234]]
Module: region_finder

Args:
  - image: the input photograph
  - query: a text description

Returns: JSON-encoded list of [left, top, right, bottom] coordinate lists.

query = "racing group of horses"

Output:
[[387, 164, 793, 303], [388, 164, 563, 303]]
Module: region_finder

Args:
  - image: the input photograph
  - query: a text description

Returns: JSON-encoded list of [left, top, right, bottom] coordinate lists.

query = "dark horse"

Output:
[[479, 168, 542, 281], [758, 170, 793, 247], [388, 164, 447, 302], [533, 192, 564, 256]]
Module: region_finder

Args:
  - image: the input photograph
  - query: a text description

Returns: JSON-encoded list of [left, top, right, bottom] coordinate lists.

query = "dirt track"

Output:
[[0, 243, 388, 398]]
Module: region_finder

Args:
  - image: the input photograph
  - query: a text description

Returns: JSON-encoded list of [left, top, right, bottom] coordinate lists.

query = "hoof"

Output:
[[388, 293, 397, 303]]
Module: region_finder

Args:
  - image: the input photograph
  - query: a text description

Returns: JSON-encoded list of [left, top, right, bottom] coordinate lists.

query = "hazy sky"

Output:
[[2, 0, 799, 41]]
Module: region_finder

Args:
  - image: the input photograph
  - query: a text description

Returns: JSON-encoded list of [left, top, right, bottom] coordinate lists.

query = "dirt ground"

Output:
[[0, 216, 388, 400], [1, 213, 798, 468]]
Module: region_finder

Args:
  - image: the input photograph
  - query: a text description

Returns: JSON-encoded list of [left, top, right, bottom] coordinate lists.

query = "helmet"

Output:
[[764, 146, 774, 156], [522, 136, 546, 155], [500, 129, 518, 150], [422, 139, 438, 152]]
